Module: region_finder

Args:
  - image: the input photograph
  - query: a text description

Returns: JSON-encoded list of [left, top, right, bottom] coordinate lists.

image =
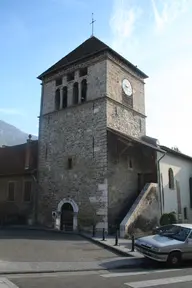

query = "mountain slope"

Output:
[[0, 120, 38, 146]]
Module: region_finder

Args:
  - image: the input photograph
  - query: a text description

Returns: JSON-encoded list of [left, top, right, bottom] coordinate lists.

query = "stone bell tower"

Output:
[[37, 36, 148, 231]]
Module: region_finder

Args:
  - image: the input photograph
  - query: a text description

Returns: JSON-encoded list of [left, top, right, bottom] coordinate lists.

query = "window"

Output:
[[67, 72, 75, 82], [73, 82, 79, 105], [55, 78, 62, 86], [24, 181, 32, 202], [139, 119, 142, 132], [79, 67, 87, 77], [168, 168, 174, 189], [81, 79, 87, 103], [55, 89, 60, 110], [68, 157, 73, 169], [62, 86, 68, 109], [8, 182, 15, 201], [129, 159, 133, 169], [184, 207, 188, 220]]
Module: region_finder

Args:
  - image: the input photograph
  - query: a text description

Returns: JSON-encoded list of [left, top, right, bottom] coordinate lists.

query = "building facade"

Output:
[[0, 136, 38, 225], [37, 36, 161, 233], [159, 146, 192, 223]]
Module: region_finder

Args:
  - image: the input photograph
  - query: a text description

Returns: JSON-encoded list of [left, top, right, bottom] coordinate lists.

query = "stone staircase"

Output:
[[120, 183, 159, 238]]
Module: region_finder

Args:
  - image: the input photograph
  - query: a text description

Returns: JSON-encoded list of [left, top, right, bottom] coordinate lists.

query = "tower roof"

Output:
[[38, 36, 148, 80]]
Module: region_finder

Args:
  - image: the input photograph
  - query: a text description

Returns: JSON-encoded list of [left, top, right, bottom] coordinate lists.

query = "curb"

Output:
[[0, 261, 144, 276], [79, 233, 133, 258]]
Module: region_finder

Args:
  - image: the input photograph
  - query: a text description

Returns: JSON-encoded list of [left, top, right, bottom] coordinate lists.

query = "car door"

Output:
[[183, 231, 192, 260]]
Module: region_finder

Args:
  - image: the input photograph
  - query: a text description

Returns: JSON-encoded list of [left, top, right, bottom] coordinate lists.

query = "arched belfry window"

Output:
[[168, 168, 174, 189], [73, 82, 79, 105], [81, 79, 87, 103], [55, 89, 60, 110], [62, 86, 68, 109]]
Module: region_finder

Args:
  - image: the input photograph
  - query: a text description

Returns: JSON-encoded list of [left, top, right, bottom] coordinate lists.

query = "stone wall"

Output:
[[107, 132, 156, 231], [106, 57, 146, 116], [120, 183, 160, 238], [37, 97, 108, 229], [107, 99, 146, 138], [42, 55, 107, 115], [0, 176, 35, 222]]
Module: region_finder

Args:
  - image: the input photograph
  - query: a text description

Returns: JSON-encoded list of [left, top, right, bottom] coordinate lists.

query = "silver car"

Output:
[[135, 223, 192, 266]]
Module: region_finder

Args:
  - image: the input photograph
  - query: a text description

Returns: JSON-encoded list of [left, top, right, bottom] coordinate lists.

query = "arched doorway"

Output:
[[57, 198, 79, 231], [60, 203, 74, 231]]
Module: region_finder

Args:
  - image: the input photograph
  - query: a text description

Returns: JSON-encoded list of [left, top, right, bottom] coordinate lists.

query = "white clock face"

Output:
[[122, 79, 132, 96]]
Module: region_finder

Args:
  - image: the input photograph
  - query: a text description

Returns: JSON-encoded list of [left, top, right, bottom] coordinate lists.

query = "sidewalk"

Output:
[[80, 232, 142, 258], [0, 258, 144, 275]]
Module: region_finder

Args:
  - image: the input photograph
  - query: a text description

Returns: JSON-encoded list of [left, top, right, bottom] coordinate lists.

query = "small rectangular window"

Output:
[[55, 78, 62, 86], [139, 119, 142, 132], [24, 181, 32, 202], [127, 157, 133, 169], [184, 207, 188, 220], [79, 67, 88, 77], [68, 157, 73, 169], [67, 72, 75, 82], [8, 182, 15, 201]]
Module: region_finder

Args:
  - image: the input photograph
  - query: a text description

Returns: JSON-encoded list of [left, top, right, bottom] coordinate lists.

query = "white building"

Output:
[[158, 146, 192, 223]]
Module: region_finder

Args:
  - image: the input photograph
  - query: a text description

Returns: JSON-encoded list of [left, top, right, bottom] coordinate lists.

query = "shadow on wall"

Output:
[[125, 168, 191, 238]]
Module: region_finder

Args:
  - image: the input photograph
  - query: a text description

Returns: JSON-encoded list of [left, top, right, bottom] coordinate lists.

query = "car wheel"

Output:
[[167, 252, 181, 267]]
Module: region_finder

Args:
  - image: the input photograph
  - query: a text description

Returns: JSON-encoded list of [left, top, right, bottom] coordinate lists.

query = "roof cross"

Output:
[[90, 13, 96, 36]]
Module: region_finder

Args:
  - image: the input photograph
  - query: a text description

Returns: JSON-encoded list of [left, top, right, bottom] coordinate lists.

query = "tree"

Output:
[[160, 212, 177, 226]]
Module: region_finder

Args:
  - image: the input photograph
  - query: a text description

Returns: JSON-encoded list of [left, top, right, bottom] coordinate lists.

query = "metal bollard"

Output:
[[102, 228, 106, 241], [114, 229, 119, 246], [131, 235, 135, 252]]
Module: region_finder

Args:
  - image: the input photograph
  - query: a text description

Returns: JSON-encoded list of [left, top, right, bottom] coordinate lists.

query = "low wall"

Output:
[[120, 183, 160, 238]]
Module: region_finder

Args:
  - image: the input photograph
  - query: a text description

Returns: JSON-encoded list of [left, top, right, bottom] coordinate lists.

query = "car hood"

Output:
[[136, 234, 183, 248]]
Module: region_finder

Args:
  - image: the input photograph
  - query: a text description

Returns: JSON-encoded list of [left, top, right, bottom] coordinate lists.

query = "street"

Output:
[[6, 265, 192, 288], [1, 229, 192, 287], [0, 229, 115, 262]]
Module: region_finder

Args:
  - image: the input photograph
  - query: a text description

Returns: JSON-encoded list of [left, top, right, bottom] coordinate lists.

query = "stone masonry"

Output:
[[37, 37, 150, 232]]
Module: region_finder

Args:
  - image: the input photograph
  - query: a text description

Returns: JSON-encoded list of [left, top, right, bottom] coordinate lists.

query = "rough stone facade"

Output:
[[120, 183, 160, 238], [38, 55, 109, 229], [107, 131, 157, 232], [106, 56, 146, 116], [42, 55, 107, 115], [37, 39, 155, 232]]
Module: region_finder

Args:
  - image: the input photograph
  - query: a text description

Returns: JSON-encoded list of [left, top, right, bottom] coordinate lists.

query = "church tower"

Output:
[[37, 37, 150, 232]]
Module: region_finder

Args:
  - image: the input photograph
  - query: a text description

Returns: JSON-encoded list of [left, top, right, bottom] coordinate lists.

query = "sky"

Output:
[[0, 0, 192, 155]]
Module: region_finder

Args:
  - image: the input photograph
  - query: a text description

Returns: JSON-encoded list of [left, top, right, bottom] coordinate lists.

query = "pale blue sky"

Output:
[[0, 0, 192, 155]]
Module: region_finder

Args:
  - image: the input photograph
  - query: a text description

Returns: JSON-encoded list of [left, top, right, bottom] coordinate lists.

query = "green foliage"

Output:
[[160, 212, 177, 226]]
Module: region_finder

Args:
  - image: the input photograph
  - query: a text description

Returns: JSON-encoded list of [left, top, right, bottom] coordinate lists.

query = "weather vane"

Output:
[[90, 13, 96, 36]]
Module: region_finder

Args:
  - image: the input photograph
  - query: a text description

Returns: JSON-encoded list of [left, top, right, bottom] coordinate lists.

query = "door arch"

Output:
[[57, 198, 79, 231], [60, 203, 73, 231]]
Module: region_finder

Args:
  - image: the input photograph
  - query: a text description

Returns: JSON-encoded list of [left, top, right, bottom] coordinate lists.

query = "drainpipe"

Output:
[[157, 151, 166, 216]]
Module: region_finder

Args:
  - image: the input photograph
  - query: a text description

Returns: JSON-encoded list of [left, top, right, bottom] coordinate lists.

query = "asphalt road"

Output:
[[7, 265, 192, 288], [0, 229, 115, 262]]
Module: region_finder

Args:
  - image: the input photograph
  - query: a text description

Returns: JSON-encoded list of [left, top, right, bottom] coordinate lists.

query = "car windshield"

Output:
[[158, 225, 191, 242]]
